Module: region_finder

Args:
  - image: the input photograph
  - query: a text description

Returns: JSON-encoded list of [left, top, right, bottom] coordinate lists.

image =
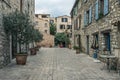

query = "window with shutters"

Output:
[[95, 0, 109, 20], [86, 10, 89, 25], [100, 0, 104, 14], [84, 12, 87, 27], [60, 25, 65, 29], [99, 0, 104, 18], [84, 6, 92, 27], [61, 18, 68, 22], [67, 25, 72, 29], [45, 30, 48, 33]]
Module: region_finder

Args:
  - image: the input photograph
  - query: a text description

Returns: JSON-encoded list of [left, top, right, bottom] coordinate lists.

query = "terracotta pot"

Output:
[[30, 48, 37, 55], [76, 49, 80, 54], [15, 54, 27, 65]]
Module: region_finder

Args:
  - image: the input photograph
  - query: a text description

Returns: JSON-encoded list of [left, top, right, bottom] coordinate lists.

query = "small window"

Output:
[[86, 10, 89, 25], [100, 0, 104, 14], [67, 25, 71, 29], [61, 18, 68, 22], [45, 30, 47, 33], [60, 25, 65, 29]]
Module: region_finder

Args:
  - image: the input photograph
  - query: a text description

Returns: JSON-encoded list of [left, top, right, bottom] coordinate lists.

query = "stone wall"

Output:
[[71, 0, 120, 57], [0, 0, 35, 68]]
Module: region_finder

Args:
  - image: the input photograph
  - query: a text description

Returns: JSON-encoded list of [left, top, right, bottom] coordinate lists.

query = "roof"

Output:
[[57, 15, 71, 18]]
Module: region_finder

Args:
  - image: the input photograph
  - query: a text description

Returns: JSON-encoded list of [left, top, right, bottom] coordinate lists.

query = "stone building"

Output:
[[0, 0, 35, 68], [56, 16, 72, 34], [35, 14, 55, 47], [56, 15, 72, 41], [71, 0, 120, 57], [35, 14, 50, 34]]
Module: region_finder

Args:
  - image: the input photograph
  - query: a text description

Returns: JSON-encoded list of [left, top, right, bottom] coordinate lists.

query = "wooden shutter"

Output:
[[95, 0, 99, 20], [89, 6, 92, 23], [104, 0, 109, 15], [84, 11, 87, 27]]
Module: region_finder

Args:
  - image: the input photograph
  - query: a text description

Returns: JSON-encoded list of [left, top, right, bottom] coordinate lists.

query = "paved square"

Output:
[[0, 48, 119, 80]]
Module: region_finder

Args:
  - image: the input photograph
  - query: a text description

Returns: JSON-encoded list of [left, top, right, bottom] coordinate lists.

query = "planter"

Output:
[[30, 48, 37, 55], [15, 53, 27, 65], [76, 49, 80, 54]]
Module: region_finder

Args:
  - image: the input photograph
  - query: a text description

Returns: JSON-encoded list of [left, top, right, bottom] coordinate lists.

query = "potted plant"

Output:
[[73, 46, 80, 54], [30, 29, 43, 55], [3, 10, 34, 65]]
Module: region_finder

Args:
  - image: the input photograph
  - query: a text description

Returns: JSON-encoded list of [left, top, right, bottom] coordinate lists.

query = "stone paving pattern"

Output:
[[0, 48, 119, 80]]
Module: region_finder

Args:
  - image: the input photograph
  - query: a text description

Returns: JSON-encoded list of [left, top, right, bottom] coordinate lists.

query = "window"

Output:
[[74, 7, 77, 16], [103, 33, 111, 51], [95, 0, 109, 20], [78, 15, 81, 29], [61, 18, 68, 22], [60, 25, 65, 29], [45, 30, 48, 33], [67, 25, 72, 29], [42, 15, 47, 18], [84, 6, 92, 26], [100, 0, 104, 14], [86, 10, 89, 25]]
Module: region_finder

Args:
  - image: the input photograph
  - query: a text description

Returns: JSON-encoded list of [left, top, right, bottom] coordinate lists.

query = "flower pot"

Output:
[[15, 54, 27, 65], [30, 48, 37, 55], [76, 49, 80, 54]]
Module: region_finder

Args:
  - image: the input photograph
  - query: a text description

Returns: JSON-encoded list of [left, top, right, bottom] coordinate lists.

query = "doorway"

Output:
[[77, 35, 82, 51], [103, 33, 111, 51], [86, 35, 89, 54]]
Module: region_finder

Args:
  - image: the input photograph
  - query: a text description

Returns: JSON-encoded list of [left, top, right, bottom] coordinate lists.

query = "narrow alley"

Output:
[[0, 48, 119, 80]]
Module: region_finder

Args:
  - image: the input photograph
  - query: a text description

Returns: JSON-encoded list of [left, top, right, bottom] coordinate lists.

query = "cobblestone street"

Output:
[[0, 48, 119, 80]]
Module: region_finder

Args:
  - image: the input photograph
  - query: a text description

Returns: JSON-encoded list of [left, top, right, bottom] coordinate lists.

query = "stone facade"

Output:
[[35, 14, 55, 47], [0, 0, 35, 68], [35, 14, 50, 34], [56, 15, 72, 41], [71, 0, 120, 57], [56, 16, 72, 33]]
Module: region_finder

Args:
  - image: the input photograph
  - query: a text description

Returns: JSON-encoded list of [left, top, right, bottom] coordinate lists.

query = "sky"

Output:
[[35, 0, 75, 17]]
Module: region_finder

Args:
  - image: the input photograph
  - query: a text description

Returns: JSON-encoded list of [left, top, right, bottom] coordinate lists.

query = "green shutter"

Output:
[[104, 0, 109, 15], [89, 6, 92, 23], [95, 0, 99, 20], [84, 11, 87, 27]]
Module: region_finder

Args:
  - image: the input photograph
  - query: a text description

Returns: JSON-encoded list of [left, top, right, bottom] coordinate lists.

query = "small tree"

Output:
[[55, 33, 70, 47], [32, 29, 43, 47], [3, 10, 43, 53], [50, 23, 56, 35]]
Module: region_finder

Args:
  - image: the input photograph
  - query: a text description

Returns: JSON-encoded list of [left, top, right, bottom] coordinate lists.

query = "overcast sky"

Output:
[[35, 0, 75, 17]]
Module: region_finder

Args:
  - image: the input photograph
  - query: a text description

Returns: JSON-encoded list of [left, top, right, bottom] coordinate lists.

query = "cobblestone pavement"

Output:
[[0, 48, 119, 80]]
